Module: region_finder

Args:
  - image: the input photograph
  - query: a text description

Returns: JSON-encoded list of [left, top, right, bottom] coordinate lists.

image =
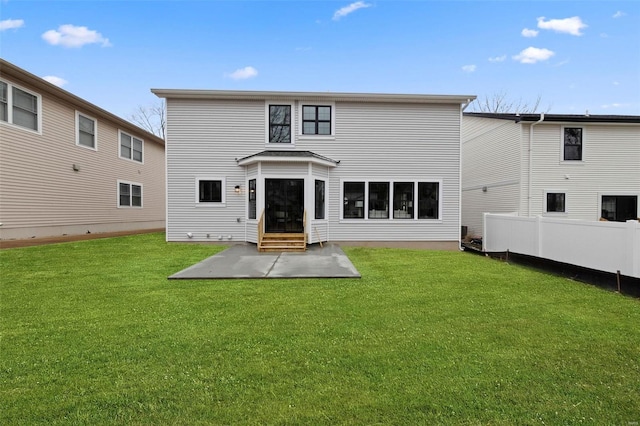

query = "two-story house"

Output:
[[0, 59, 166, 241], [462, 112, 640, 237], [152, 89, 474, 250]]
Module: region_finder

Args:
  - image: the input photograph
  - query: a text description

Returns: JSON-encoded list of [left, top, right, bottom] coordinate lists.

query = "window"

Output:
[[269, 105, 291, 143], [344, 182, 365, 219], [343, 180, 440, 220], [248, 179, 257, 219], [418, 182, 439, 219], [199, 180, 223, 203], [76, 112, 97, 149], [601, 195, 638, 222], [315, 180, 325, 220], [0, 80, 40, 132], [368, 182, 389, 219], [118, 181, 142, 207], [120, 131, 143, 162], [546, 192, 566, 213], [303, 105, 331, 135], [393, 182, 414, 219], [563, 127, 582, 161]]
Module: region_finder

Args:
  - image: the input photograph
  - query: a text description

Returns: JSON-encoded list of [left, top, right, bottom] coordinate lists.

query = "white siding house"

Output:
[[152, 89, 475, 249], [462, 113, 640, 237], [0, 59, 166, 241]]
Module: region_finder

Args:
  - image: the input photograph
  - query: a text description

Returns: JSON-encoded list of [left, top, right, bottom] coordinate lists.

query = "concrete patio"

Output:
[[169, 243, 361, 279]]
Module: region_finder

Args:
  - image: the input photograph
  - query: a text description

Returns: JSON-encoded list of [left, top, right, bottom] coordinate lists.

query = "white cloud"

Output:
[[42, 76, 68, 87], [488, 55, 506, 63], [42, 24, 111, 48], [461, 64, 477, 73], [601, 102, 629, 109], [513, 47, 555, 64], [0, 19, 24, 31], [521, 28, 539, 38], [333, 1, 371, 21], [226, 66, 258, 80], [613, 11, 626, 18], [613, 81, 619, 86], [537, 16, 587, 36]]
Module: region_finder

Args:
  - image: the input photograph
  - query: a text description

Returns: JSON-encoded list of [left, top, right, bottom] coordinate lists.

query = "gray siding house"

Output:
[[152, 89, 475, 249], [0, 59, 166, 241], [462, 112, 640, 237]]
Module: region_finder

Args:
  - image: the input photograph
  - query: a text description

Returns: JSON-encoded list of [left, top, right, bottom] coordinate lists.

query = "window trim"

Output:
[[543, 190, 568, 215], [118, 130, 144, 164], [340, 178, 443, 222], [561, 126, 584, 163], [248, 178, 257, 219], [195, 176, 226, 206], [117, 180, 143, 208], [265, 101, 295, 147], [0, 79, 42, 134], [76, 111, 98, 151], [298, 102, 335, 139]]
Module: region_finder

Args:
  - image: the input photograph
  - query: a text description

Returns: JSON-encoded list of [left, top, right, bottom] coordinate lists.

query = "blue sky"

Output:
[[1, 0, 639, 119]]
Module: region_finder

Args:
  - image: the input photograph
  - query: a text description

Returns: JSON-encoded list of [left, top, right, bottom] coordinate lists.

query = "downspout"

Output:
[[459, 99, 473, 250], [528, 113, 545, 217]]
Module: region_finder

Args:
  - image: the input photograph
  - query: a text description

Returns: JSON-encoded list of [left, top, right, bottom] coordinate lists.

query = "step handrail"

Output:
[[257, 209, 265, 250]]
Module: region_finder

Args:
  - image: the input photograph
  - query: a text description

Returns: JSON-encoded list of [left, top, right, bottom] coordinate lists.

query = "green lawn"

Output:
[[1, 233, 639, 425]]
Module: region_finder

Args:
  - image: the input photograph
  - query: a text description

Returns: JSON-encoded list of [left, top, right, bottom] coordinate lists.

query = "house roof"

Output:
[[152, 88, 476, 105], [464, 112, 640, 124], [0, 59, 165, 146], [236, 150, 339, 168]]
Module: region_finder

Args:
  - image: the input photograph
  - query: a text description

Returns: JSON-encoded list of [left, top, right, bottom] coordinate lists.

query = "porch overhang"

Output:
[[236, 150, 339, 168]]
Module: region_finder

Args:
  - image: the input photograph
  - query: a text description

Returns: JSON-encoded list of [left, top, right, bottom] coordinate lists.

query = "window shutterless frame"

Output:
[[298, 102, 335, 138], [119, 130, 144, 163], [0, 79, 42, 134], [561, 126, 584, 162], [543, 190, 567, 215], [195, 177, 226, 206], [117, 180, 143, 208], [76, 111, 98, 150]]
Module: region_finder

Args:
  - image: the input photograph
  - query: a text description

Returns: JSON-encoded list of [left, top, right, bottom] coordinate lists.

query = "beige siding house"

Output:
[[153, 89, 475, 249], [0, 59, 165, 241], [462, 113, 640, 237]]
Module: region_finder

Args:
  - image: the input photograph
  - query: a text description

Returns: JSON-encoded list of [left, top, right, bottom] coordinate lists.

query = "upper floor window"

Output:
[[76, 112, 97, 150], [269, 105, 291, 143], [303, 105, 331, 135], [0, 80, 41, 132], [563, 127, 582, 161], [120, 131, 143, 163], [118, 181, 142, 207]]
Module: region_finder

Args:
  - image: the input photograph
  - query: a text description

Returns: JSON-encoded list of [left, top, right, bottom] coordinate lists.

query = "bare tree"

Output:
[[128, 101, 165, 138], [470, 90, 550, 114]]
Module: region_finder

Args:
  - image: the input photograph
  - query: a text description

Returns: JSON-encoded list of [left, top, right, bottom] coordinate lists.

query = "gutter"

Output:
[[527, 113, 545, 216]]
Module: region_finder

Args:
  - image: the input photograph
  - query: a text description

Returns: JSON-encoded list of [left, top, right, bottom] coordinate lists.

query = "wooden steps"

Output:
[[258, 232, 306, 252]]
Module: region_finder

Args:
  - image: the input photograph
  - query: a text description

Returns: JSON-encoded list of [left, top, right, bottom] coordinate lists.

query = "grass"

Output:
[[1, 233, 639, 425]]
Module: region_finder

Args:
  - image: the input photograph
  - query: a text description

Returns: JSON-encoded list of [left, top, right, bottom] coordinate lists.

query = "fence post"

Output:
[[536, 215, 543, 258], [628, 220, 640, 278]]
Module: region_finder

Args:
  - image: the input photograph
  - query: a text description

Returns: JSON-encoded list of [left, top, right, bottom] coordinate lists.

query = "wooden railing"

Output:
[[303, 209, 307, 245], [257, 209, 265, 249]]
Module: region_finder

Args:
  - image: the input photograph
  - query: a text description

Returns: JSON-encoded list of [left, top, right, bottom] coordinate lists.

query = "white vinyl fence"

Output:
[[483, 213, 640, 279]]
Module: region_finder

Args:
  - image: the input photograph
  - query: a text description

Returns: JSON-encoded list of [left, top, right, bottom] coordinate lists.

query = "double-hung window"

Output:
[[120, 131, 143, 162], [76, 112, 97, 150], [563, 127, 583, 161], [269, 105, 291, 143], [0, 80, 41, 132], [119, 181, 142, 207]]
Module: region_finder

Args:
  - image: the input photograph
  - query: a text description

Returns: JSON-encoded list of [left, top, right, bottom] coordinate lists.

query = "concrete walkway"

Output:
[[169, 243, 361, 279]]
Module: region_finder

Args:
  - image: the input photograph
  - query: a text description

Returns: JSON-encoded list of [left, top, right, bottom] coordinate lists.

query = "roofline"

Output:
[[0, 59, 165, 146], [464, 112, 640, 124], [152, 89, 476, 105], [236, 151, 339, 168]]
